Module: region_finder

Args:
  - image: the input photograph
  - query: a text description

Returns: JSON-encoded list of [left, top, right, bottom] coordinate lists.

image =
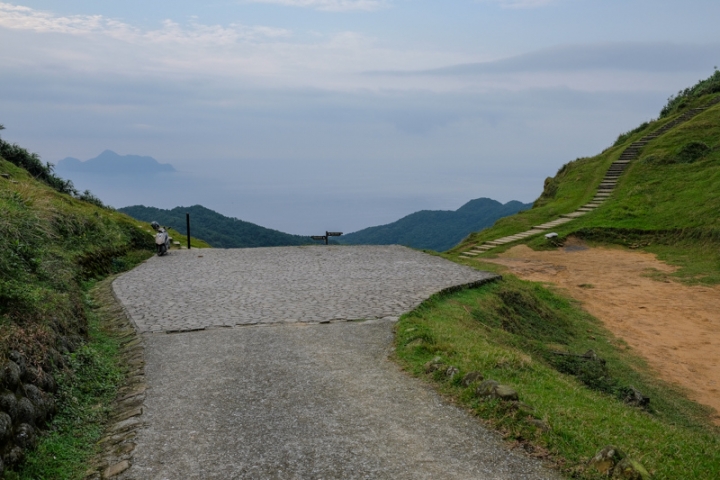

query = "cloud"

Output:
[[0, 3, 291, 44], [242, 0, 387, 12], [478, 0, 558, 9], [374, 43, 720, 76]]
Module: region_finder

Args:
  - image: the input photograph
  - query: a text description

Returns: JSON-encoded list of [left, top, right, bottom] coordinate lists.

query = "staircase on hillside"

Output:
[[460, 96, 720, 258]]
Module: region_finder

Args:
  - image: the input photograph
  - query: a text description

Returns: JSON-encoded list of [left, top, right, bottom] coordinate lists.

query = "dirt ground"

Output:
[[482, 239, 720, 422]]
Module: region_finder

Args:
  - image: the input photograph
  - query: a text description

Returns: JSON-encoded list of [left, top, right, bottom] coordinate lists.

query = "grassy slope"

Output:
[[451, 93, 720, 283], [0, 155, 208, 477], [394, 276, 720, 480], [397, 91, 720, 479]]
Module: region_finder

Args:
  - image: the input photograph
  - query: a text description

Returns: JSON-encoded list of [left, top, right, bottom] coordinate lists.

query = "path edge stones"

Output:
[[84, 276, 148, 480]]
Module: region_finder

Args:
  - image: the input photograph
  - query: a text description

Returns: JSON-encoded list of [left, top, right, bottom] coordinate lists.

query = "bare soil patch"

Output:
[[483, 239, 720, 422]]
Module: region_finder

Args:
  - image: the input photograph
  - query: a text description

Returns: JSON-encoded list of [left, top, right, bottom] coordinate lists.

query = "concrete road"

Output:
[[114, 246, 559, 479]]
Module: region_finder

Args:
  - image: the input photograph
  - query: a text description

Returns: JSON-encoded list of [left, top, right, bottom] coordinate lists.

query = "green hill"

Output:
[[0, 128, 214, 478], [453, 71, 720, 283], [118, 204, 313, 248], [340, 198, 531, 252], [394, 71, 720, 480]]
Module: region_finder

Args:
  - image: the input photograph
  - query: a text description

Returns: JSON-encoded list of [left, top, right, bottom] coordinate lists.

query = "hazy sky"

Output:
[[1, 1, 718, 234]]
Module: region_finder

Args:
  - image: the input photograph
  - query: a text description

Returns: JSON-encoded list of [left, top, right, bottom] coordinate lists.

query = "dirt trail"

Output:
[[483, 240, 720, 421]]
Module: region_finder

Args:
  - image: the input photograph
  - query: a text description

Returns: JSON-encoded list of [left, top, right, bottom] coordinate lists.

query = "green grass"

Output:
[[0, 150, 211, 476], [394, 277, 720, 479], [6, 279, 126, 480], [451, 93, 720, 284]]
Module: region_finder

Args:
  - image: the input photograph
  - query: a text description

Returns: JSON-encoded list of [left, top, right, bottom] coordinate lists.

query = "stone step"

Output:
[[561, 211, 587, 218], [533, 219, 572, 229], [460, 252, 478, 257]]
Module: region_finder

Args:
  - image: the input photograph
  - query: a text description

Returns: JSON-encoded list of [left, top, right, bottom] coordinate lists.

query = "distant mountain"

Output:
[[339, 198, 532, 252], [118, 204, 313, 249], [56, 150, 175, 175]]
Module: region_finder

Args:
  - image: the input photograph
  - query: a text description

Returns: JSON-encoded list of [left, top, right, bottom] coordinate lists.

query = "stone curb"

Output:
[[84, 278, 148, 480]]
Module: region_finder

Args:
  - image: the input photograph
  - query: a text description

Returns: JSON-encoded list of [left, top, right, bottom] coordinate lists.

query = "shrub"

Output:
[[660, 69, 720, 118], [614, 121, 651, 147], [676, 141, 711, 163]]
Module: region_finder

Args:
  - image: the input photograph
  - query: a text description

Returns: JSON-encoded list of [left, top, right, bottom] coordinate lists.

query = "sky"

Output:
[[1, 1, 719, 235]]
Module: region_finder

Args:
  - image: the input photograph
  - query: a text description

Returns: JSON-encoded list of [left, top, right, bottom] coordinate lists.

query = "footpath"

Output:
[[105, 246, 559, 479]]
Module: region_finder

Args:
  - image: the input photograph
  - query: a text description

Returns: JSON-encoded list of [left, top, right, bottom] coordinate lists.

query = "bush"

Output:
[[676, 141, 711, 163], [614, 121, 651, 147], [660, 69, 720, 118]]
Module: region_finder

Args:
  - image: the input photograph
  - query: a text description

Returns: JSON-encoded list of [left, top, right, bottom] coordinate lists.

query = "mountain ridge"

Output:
[[118, 204, 312, 248], [340, 197, 532, 252]]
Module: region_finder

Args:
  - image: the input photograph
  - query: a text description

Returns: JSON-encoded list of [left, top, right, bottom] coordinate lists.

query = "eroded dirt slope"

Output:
[[483, 240, 720, 421]]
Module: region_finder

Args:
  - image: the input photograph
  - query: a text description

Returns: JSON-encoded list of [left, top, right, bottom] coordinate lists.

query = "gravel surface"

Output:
[[113, 245, 496, 333], [113, 246, 560, 479]]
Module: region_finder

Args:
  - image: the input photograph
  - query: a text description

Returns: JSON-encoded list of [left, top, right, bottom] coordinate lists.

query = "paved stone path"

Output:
[[114, 245, 496, 333], [113, 246, 560, 479]]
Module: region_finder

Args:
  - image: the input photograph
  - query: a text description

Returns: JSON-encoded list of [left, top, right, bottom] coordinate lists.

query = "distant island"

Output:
[[56, 150, 175, 175], [340, 198, 532, 252], [119, 204, 313, 248]]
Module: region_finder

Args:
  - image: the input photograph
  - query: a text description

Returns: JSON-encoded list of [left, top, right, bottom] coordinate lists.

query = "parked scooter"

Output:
[[151, 221, 171, 256]]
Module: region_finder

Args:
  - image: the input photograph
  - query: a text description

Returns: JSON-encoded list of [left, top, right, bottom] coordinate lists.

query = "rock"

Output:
[[623, 386, 650, 408], [613, 457, 651, 480], [24, 384, 46, 418], [2, 361, 21, 389], [16, 397, 35, 425], [589, 445, 626, 475], [15, 423, 36, 449], [0, 412, 12, 440], [461, 371, 484, 386], [43, 372, 58, 393], [103, 460, 130, 478], [445, 366, 459, 378], [4, 446, 24, 466], [528, 418, 550, 432], [0, 393, 18, 420], [0, 455, 4, 477], [476, 380, 499, 397], [8, 351, 27, 380], [475, 380, 519, 401], [424, 357, 445, 373], [582, 349, 606, 365], [494, 384, 519, 401]]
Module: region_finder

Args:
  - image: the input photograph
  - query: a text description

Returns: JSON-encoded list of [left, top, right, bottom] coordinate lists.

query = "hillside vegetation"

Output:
[[395, 72, 720, 480], [119, 204, 313, 248], [0, 132, 207, 477], [453, 74, 720, 284], [340, 198, 531, 252]]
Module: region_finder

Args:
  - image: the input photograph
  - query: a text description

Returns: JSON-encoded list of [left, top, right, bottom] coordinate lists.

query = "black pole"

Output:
[[186, 213, 191, 250], [325, 231, 329, 245]]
